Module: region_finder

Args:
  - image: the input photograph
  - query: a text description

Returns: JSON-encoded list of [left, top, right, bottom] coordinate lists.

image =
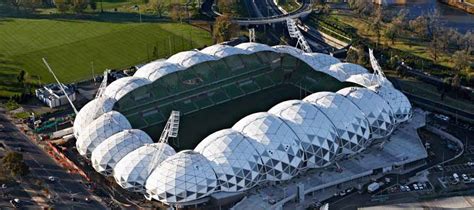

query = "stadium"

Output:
[[72, 42, 413, 206]]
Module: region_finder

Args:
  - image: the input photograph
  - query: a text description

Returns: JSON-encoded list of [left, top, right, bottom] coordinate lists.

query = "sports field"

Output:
[[0, 18, 212, 97], [142, 84, 310, 150]]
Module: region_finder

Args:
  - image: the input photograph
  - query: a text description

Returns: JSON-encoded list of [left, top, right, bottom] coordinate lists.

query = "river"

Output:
[[387, 0, 473, 33]]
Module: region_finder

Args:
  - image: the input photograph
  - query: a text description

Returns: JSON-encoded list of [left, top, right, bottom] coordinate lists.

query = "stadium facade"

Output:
[[73, 43, 412, 206]]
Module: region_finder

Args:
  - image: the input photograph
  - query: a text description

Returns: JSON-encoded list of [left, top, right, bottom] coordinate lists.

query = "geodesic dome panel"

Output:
[[272, 45, 307, 61], [103, 77, 151, 101], [232, 113, 304, 181], [145, 150, 218, 204], [73, 96, 116, 138], [337, 87, 396, 139], [200, 44, 249, 58], [269, 100, 341, 168], [76, 111, 132, 158], [345, 73, 378, 87], [194, 129, 264, 192], [304, 92, 370, 155], [113, 143, 176, 192], [166, 50, 216, 68], [91, 129, 153, 176], [134, 61, 183, 81], [374, 86, 412, 123], [321, 63, 369, 81], [235, 42, 276, 53], [304, 53, 340, 70]]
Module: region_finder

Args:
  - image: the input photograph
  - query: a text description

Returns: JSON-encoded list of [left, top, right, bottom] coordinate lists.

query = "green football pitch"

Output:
[[142, 84, 311, 151], [0, 18, 212, 97]]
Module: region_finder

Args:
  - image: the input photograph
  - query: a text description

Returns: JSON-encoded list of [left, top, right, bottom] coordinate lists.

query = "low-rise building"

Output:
[[35, 83, 76, 108]]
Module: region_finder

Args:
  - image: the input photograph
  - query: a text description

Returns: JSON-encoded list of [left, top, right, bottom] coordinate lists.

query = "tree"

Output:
[[428, 32, 441, 62], [169, 3, 184, 22], [453, 50, 471, 73], [409, 16, 430, 39], [89, 0, 97, 10], [370, 9, 383, 47], [357, 48, 368, 66], [55, 0, 69, 13], [20, 0, 41, 12], [346, 47, 359, 64], [212, 14, 239, 43], [149, 0, 165, 18], [348, 0, 373, 17], [2, 152, 30, 177], [72, 0, 88, 14], [17, 70, 25, 84], [384, 23, 397, 44], [8, 0, 21, 13]]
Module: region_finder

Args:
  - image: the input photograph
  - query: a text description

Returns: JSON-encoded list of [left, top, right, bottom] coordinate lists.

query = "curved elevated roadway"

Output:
[[201, 0, 313, 25]]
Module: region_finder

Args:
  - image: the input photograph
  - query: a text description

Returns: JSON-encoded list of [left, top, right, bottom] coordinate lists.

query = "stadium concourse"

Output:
[[72, 42, 412, 206]]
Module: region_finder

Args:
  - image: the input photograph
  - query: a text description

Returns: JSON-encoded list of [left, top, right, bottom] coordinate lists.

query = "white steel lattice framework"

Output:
[[286, 19, 312, 53]]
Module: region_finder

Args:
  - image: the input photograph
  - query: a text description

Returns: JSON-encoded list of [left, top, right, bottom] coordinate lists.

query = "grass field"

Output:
[[142, 84, 310, 151], [0, 18, 212, 97]]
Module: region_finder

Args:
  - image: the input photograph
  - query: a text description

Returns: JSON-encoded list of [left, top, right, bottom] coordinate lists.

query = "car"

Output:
[[462, 174, 470, 183], [346, 187, 354, 193], [453, 173, 460, 182], [10, 199, 20, 208], [436, 165, 444, 171], [467, 162, 474, 166], [339, 191, 346, 196], [48, 176, 56, 182], [422, 183, 428, 188], [85, 197, 90, 203], [413, 184, 419, 190]]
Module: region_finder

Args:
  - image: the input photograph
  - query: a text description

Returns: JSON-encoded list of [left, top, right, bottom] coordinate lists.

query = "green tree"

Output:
[[149, 0, 165, 17], [384, 24, 397, 44], [346, 47, 359, 63], [2, 152, 30, 177], [17, 70, 25, 84], [55, 0, 69, 13], [453, 50, 471, 73], [212, 14, 239, 43], [72, 0, 88, 14]]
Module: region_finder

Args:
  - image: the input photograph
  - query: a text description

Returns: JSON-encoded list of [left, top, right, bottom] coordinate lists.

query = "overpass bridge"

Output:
[[201, 0, 313, 25]]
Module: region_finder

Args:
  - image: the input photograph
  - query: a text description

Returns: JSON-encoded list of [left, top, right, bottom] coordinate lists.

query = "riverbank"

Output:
[[438, 0, 474, 14]]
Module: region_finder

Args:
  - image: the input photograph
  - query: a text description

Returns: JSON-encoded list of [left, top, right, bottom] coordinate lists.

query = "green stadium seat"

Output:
[[223, 84, 244, 98]]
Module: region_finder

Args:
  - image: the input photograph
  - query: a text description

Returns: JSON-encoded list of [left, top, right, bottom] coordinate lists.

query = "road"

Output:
[[0, 107, 105, 209], [201, 0, 312, 25]]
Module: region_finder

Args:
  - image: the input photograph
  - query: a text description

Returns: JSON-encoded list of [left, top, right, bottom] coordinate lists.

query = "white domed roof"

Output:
[[375, 86, 412, 123], [303, 53, 340, 70], [268, 100, 341, 168], [166, 50, 216, 68], [194, 129, 264, 192], [345, 73, 378, 87], [73, 96, 116, 138], [321, 63, 369, 81], [91, 129, 153, 176], [200, 44, 249, 57], [76, 111, 131, 158], [337, 87, 396, 139], [145, 150, 218, 204], [235, 42, 276, 53], [272, 45, 307, 60], [232, 113, 304, 181], [134, 60, 183, 81], [103, 77, 150, 101], [113, 143, 176, 192], [304, 92, 370, 155]]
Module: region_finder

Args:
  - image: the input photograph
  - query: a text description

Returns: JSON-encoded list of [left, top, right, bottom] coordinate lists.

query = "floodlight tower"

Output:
[[42, 58, 78, 114]]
